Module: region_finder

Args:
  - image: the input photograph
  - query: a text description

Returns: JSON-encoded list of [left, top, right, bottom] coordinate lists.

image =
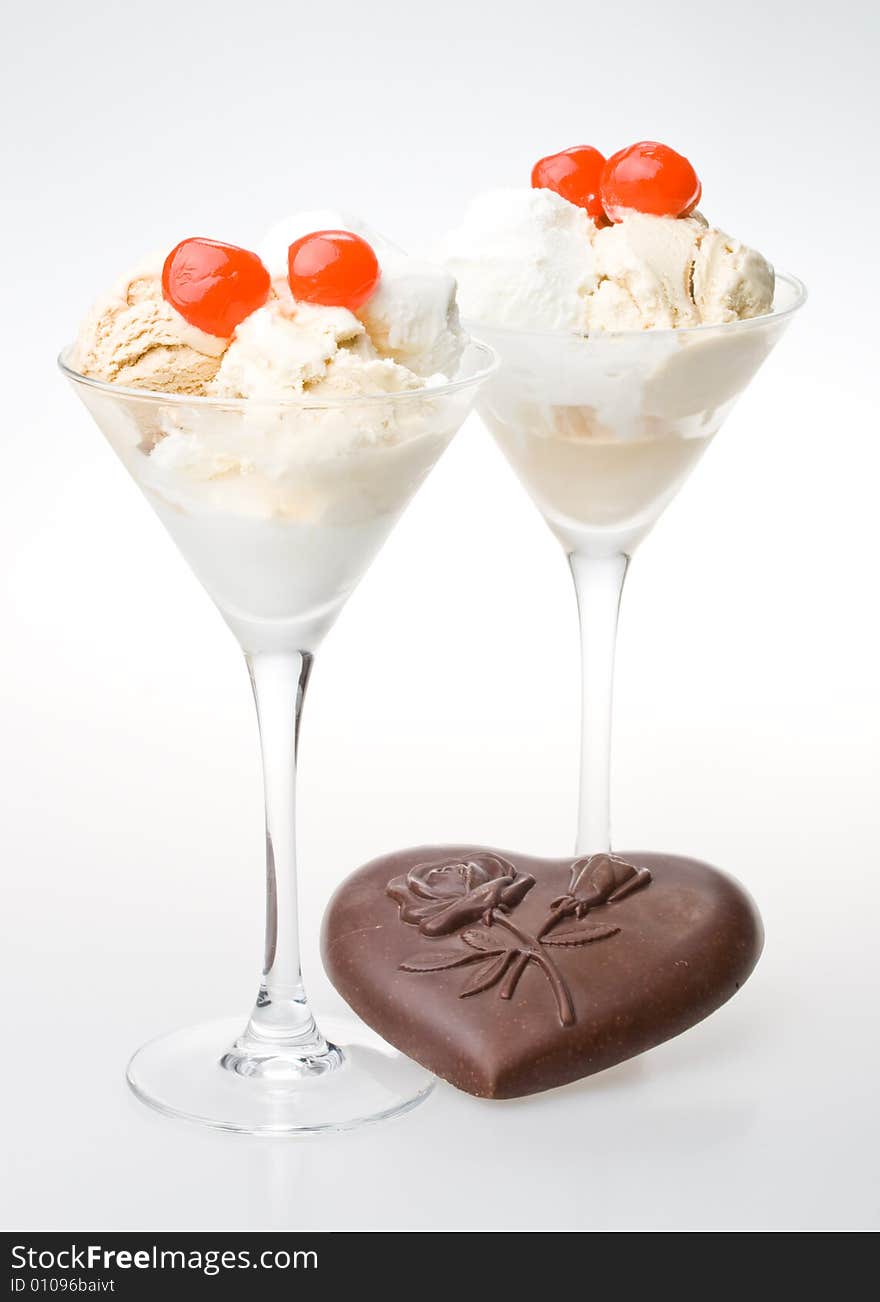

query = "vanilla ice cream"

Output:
[[440, 188, 774, 334], [73, 214, 465, 402], [261, 210, 465, 377], [436, 188, 598, 334], [68, 217, 479, 651], [441, 186, 782, 553], [207, 298, 425, 401]]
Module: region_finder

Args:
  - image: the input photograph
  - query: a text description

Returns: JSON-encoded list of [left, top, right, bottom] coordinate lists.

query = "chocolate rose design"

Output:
[[538, 852, 651, 939], [392, 850, 651, 1027], [387, 853, 535, 937]]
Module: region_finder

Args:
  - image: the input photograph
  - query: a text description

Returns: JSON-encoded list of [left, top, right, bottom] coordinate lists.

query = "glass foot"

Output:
[[126, 1016, 435, 1135]]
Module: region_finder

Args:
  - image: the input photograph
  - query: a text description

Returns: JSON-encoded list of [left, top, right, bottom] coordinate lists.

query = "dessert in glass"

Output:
[[61, 213, 495, 1133], [441, 142, 805, 855]]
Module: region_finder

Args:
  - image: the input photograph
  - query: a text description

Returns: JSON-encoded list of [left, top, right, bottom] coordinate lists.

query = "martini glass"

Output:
[[60, 340, 496, 1134], [472, 276, 805, 855]]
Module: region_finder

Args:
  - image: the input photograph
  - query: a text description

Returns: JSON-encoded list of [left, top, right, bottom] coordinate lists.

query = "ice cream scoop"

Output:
[[439, 188, 774, 333], [262, 210, 465, 377], [436, 188, 598, 334], [72, 214, 466, 401], [69, 254, 226, 395]]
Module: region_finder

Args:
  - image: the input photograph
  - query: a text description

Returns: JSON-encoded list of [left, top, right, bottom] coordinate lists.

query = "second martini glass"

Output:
[[62, 340, 496, 1134], [473, 277, 805, 855]]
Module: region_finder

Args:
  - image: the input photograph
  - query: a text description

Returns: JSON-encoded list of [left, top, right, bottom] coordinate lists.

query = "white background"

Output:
[[2, 0, 878, 1232]]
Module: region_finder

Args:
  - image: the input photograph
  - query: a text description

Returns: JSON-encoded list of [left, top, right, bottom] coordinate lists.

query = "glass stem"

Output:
[[569, 551, 629, 857], [228, 650, 334, 1071]]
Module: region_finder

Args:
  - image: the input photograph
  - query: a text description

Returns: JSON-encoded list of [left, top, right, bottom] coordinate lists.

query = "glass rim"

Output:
[[57, 337, 499, 410], [463, 270, 807, 343]]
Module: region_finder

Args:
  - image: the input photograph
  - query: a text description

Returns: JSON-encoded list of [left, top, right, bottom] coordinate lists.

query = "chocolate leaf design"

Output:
[[399, 949, 489, 973], [542, 923, 621, 947], [499, 951, 530, 1000], [459, 951, 517, 997], [461, 927, 517, 953]]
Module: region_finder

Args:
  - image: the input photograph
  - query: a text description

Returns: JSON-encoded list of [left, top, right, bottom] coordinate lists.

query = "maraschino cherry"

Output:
[[162, 238, 271, 338], [287, 231, 380, 310], [600, 141, 701, 222], [531, 145, 606, 221]]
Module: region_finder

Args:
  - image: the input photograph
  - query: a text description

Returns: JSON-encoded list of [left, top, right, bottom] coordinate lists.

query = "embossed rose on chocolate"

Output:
[[567, 853, 652, 911], [539, 852, 651, 938], [387, 853, 535, 937]]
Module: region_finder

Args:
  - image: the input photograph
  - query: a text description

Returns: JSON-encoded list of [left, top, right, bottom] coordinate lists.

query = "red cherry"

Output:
[[600, 141, 701, 222], [162, 238, 270, 338], [531, 145, 607, 221], [287, 231, 380, 310]]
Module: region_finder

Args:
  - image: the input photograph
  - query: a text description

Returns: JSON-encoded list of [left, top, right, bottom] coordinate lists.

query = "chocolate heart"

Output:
[[321, 846, 762, 1099]]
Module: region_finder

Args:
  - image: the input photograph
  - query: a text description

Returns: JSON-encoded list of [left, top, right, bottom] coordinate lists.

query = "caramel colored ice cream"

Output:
[[69, 255, 226, 394]]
